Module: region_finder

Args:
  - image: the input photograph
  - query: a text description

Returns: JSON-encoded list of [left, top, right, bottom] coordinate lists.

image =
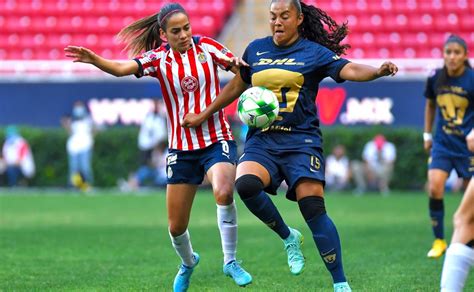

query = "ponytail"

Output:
[[117, 3, 187, 57]]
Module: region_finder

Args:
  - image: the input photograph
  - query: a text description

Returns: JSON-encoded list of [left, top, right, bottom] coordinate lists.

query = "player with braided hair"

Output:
[[183, 1, 397, 291]]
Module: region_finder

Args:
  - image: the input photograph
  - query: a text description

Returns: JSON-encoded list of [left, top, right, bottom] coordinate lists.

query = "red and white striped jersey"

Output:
[[134, 36, 234, 151]]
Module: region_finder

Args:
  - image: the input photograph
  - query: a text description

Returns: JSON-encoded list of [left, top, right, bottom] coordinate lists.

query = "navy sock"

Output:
[[299, 196, 346, 283], [429, 198, 444, 239], [241, 191, 290, 239]]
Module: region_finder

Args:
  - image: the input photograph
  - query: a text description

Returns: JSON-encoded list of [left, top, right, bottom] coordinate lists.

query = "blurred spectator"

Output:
[[61, 100, 95, 191], [2, 126, 35, 186], [138, 99, 167, 170], [118, 141, 168, 191], [325, 144, 351, 191], [352, 134, 396, 195]]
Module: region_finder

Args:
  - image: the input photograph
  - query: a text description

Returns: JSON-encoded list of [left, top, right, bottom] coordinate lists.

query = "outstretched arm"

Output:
[[182, 71, 248, 128], [64, 46, 138, 77], [339, 61, 398, 82]]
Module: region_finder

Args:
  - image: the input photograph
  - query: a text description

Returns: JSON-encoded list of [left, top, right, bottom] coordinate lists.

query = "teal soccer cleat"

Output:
[[223, 260, 252, 286], [283, 228, 305, 275], [173, 252, 199, 292], [334, 282, 352, 292]]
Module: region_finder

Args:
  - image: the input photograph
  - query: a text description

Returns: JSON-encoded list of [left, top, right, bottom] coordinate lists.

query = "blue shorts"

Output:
[[166, 140, 237, 185], [239, 145, 325, 201], [429, 151, 474, 179]]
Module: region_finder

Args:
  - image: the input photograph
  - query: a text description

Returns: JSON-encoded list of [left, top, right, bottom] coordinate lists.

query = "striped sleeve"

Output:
[[133, 48, 165, 78], [199, 37, 235, 71]]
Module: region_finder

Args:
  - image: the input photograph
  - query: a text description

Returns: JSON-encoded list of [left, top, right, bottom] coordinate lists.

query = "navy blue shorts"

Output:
[[239, 146, 325, 201], [166, 140, 237, 184], [429, 150, 474, 179]]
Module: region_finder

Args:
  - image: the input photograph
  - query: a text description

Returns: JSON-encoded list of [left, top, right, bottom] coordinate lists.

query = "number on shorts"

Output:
[[220, 140, 229, 154]]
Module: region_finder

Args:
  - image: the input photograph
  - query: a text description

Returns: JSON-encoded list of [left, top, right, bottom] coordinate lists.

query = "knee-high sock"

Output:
[[299, 196, 346, 283], [169, 229, 195, 267], [441, 243, 474, 291], [217, 202, 237, 265], [307, 213, 346, 283], [429, 198, 444, 239], [241, 191, 290, 239]]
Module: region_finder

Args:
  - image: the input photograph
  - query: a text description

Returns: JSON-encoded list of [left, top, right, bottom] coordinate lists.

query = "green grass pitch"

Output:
[[1, 190, 473, 291]]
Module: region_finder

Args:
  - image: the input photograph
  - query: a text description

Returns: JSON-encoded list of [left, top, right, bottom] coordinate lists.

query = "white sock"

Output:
[[441, 243, 474, 291], [217, 201, 237, 265], [169, 229, 195, 267]]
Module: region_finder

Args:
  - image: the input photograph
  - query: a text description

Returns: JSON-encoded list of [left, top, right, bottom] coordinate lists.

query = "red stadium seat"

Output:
[[1, 0, 473, 60]]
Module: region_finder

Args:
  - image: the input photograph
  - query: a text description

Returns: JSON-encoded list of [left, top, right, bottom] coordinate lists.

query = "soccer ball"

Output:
[[237, 86, 279, 128]]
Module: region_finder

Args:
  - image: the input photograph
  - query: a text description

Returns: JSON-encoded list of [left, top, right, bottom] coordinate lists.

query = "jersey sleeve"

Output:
[[424, 72, 437, 100], [133, 49, 164, 78], [316, 45, 350, 83], [199, 37, 235, 71], [240, 47, 251, 84]]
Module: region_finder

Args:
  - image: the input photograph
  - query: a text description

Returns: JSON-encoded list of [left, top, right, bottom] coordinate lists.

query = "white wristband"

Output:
[[423, 132, 432, 142]]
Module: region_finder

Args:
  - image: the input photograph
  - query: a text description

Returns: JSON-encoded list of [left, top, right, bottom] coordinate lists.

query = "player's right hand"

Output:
[[182, 112, 205, 128], [64, 46, 96, 64]]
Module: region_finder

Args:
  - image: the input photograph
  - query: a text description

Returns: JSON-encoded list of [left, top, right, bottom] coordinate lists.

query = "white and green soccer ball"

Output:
[[237, 86, 279, 128]]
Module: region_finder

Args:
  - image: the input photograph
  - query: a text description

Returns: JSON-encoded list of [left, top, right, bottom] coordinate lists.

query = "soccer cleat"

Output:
[[427, 239, 448, 258], [283, 228, 305, 275], [223, 260, 252, 286], [334, 282, 352, 292], [173, 252, 199, 292]]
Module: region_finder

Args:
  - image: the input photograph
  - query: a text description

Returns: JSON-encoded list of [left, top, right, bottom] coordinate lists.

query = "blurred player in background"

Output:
[[65, 3, 252, 291], [441, 128, 474, 291], [423, 34, 474, 259], [182, 1, 397, 291]]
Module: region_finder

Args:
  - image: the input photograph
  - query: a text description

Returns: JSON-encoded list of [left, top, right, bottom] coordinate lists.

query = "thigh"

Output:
[[207, 162, 236, 204], [456, 179, 474, 220], [295, 179, 324, 201], [167, 184, 199, 235]]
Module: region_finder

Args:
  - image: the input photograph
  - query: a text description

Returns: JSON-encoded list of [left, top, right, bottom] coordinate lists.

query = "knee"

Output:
[[428, 180, 444, 198], [235, 174, 264, 200], [298, 196, 326, 221], [213, 183, 234, 205], [169, 223, 187, 237]]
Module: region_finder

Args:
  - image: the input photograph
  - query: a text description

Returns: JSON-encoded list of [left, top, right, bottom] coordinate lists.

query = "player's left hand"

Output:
[[220, 56, 249, 68], [377, 61, 398, 77], [466, 129, 474, 152], [182, 112, 205, 128]]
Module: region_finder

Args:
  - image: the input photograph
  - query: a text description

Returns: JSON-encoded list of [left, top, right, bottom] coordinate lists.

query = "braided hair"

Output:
[[117, 3, 188, 57], [272, 0, 350, 55], [435, 34, 471, 93]]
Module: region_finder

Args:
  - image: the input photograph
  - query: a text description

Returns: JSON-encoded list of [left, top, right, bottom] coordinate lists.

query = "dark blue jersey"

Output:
[[240, 36, 349, 149], [424, 67, 474, 157]]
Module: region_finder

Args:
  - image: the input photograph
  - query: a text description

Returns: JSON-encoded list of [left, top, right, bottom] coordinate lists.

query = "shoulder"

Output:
[[247, 36, 272, 49], [136, 47, 167, 60], [426, 68, 443, 82]]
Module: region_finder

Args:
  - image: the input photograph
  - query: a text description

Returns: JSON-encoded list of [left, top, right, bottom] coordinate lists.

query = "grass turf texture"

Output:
[[1, 190, 473, 291]]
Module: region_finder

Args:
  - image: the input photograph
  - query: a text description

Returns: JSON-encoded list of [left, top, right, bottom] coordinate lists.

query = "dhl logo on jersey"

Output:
[[254, 58, 305, 66]]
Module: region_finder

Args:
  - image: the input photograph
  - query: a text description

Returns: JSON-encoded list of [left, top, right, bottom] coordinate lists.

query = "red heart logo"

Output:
[[316, 87, 346, 125]]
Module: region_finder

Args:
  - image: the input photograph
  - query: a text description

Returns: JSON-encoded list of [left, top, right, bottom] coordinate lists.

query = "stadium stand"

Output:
[[0, 0, 236, 60], [0, 0, 473, 79]]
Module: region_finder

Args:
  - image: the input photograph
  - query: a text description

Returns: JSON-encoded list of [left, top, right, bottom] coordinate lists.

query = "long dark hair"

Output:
[[435, 34, 471, 93], [117, 3, 188, 57], [273, 0, 350, 55]]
